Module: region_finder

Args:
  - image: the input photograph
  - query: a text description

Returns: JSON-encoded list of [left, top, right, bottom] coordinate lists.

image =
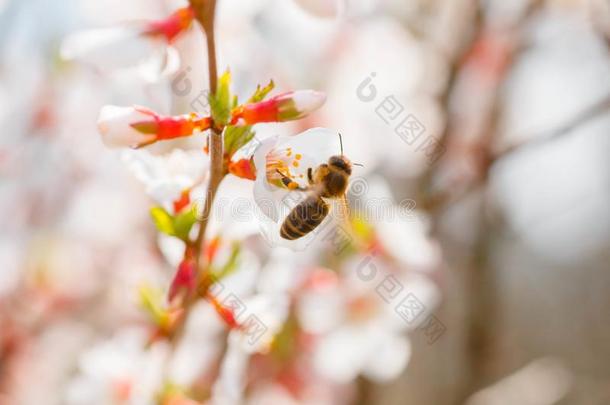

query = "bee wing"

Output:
[[326, 194, 352, 233], [338, 194, 351, 226]]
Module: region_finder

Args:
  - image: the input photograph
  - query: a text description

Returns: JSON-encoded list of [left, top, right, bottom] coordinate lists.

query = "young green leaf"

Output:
[[150, 206, 175, 236], [210, 242, 241, 280], [248, 79, 275, 103], [224, 125, 254, 157], [150, 205, 198, 242], [173, 206, 198, 241], [209, 70, 233, 126], [138, 284, 170, 328]]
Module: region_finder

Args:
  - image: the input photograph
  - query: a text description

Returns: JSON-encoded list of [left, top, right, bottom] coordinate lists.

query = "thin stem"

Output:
[[187, 2, 231, 381], [204, 15, 218, 95], [165, 0, 225, 346], [193, 132, 223, 269], [189, 0, 225, 281]]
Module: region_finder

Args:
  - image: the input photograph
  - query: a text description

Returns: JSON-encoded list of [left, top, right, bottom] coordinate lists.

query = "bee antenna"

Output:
[[353, 163, 364, 167], [338, 132, 344, 155]]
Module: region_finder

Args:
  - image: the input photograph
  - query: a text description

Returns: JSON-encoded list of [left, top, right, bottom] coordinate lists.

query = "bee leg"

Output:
[[307, 167, 314, 185], [276, 169, 307, 191]]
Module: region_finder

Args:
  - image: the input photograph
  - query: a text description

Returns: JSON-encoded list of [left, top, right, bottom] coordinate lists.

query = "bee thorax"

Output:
[[322, 171, 348, 198]]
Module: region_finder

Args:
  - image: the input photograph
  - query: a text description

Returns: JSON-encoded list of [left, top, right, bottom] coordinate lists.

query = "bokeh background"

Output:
[[1, 0, 609, 404]]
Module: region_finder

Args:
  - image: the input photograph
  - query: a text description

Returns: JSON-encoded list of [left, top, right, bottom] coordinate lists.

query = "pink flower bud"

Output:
[[232, 90, 326, 125], [97, 106, 157, 148], [97, 105, 211, 148]]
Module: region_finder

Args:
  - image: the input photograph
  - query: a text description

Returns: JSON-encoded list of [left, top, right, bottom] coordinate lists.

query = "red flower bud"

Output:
[[232, 90, 326, 125], [97, 105, 211, 148]]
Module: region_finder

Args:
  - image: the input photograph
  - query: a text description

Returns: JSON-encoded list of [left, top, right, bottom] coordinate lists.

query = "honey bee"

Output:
[[276, 134, 360, 240]]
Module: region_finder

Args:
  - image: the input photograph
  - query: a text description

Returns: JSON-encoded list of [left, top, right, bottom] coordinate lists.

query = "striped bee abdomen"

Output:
[[280, 195, 329, 240]]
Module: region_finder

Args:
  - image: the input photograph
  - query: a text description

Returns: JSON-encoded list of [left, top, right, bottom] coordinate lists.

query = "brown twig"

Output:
[[166, 0, 226, 348], [491, 93, 610, 160], [416, 5, 483, 198], [190, 0, 224, 274], [423, 92, 610, 219]]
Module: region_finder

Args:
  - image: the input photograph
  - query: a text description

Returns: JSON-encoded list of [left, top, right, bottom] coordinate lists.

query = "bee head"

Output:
[[328, 155, 352, 175]]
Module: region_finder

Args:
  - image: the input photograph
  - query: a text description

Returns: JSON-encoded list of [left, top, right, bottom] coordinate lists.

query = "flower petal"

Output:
[[157, 234, 186, 268], [206, 176, 260, 240], [252, 128, 339, 222], [362, 333, 411, 382], [97, 105, 156, 148], [297, 286, 344, 334], [252, 128, 343, 249], [275, 127, 340, 163], [293, 0, 346, 18], [287, 90, 327, 117], [122, 148, 208, 210], [313, 325, 372, 383], [136, 44, 181, 82], [235, 293, 290, 354], [210, 333, 249, 405], [253, 136, 281, 222], [61, 26, 155, 70], [61, 24, 182, 81], [375, 212, 440, 269]]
